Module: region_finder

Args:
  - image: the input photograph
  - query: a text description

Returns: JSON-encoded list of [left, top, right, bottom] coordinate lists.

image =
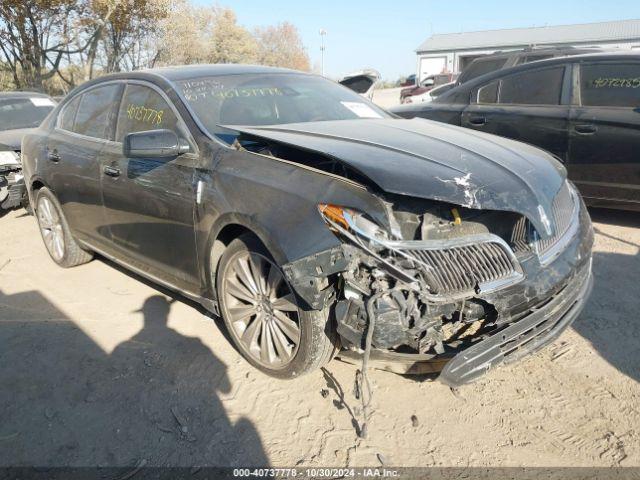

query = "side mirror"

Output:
[[123, 129, 190, 159]]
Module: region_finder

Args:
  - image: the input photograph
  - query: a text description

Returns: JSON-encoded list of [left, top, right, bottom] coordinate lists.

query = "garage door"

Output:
[[419, 57, 447, 81]]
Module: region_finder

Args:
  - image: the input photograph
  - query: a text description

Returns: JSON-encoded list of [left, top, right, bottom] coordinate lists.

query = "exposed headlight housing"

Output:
[[318, 204, 390, 242], [318, 202, 525, 300]]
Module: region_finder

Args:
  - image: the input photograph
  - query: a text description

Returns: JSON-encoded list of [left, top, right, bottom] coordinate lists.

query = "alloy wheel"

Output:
[[222, 252, 301, 368], [37, 196, 65, 261]]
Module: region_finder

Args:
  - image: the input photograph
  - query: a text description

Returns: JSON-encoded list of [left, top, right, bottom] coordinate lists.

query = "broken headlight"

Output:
[[318, 204, 391, 243]]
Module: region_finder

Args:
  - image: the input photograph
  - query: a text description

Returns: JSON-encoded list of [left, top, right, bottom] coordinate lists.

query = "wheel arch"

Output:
[[30, 177, 47, 195], [204, 213, 289, 301]]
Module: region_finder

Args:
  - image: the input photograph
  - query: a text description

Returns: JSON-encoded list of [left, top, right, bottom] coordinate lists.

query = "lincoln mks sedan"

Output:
[[21, 65, 594, 385]]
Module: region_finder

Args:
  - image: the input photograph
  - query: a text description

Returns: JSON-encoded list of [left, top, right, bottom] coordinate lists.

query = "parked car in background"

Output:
[[391, 52, 640, 210], [456, 46, 603, 85], [406, 81, 456, 104], [400, 73, 456, 103], [400, 74, 416, 87], [339, 69, 381, 100], [0, 92, 56, 212], [22, 65, 593, 385]]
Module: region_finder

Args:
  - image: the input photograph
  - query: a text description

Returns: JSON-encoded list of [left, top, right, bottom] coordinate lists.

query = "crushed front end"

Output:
[[0, 150, 26, 211], [283, 181, 594, 386]]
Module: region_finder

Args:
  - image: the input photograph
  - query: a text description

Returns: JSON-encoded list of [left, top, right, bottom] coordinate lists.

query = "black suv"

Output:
[[392, 52, 640, 211], [457, 46, 602, 85]]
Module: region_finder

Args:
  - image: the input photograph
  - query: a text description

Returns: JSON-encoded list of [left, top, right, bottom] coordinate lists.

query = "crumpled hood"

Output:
[[0, 128, 35, 151], [232, 118, 568, 238]]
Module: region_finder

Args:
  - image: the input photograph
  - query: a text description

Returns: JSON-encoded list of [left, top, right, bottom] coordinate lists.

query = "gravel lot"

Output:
[[0, 206, 639, 468]]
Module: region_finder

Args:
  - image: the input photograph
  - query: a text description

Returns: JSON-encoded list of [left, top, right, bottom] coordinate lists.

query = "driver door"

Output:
[[100, 82, 200, 290]]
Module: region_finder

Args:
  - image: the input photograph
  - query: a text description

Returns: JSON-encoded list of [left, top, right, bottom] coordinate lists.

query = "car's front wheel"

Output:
[[217, 234, 338, 378], [35, 187, 93, 268]]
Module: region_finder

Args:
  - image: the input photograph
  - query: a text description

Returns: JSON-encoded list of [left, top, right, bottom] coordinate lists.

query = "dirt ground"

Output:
[[0, 206, 639, 468]]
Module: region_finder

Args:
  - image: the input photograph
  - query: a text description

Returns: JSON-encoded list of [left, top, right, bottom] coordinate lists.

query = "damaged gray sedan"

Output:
[[21, 65, 593, 386]]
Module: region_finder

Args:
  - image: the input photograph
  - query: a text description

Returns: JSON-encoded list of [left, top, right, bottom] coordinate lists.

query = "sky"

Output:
[[193, 0, 640, 80]]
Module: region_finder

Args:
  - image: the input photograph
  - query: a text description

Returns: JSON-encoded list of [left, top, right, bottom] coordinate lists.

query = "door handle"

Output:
[[468, 116, 487, 126], [574, 124, 597, 135], [47, 150, 60, 162], [103, 166, 121, 177]]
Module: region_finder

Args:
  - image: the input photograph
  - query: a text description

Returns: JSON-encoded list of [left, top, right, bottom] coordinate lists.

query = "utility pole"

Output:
[[319, 29, 327, 76]]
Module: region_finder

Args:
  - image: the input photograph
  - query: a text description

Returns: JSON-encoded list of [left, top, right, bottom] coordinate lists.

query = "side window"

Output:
[[580, 63, 640, 107], [58, 95, 80, 131], [74, 84, 121, 139], [499, 67, 565, 105], [116, 84, 180, 143], [475, 81, 499, 104], [461, 58, 508, 83]]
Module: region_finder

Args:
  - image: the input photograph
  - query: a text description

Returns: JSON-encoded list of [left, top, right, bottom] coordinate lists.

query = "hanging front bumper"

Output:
[[438, 257, 593, 387]]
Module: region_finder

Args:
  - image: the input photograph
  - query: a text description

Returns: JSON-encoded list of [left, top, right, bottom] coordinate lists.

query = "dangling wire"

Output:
[[357, 291, 383, 439]]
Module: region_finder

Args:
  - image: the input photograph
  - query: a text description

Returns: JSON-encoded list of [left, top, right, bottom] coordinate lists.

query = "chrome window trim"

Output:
[[54, 79, 124, 145], [54, 79, 198, 154]]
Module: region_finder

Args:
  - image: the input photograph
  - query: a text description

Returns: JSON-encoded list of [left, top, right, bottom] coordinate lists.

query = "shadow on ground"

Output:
[[0, 289, 268, 467], [588, 207, 640, 229], [572, 255, 640, 385]]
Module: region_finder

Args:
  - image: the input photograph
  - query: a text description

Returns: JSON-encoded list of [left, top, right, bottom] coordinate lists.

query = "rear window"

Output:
[[499, 67, 565, 105], [459, 58, 508, 83], [74, 84, 121, 140], [0, 97, 55, 130], [580, 63, 640, 107], [340, 76, 374, 94]]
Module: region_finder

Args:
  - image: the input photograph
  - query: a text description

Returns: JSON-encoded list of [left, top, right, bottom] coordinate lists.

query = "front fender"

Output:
[[193, 149, 388, 304]]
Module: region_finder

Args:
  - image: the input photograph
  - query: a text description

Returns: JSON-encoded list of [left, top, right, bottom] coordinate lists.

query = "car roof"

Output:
[[461, 51, 640, 88], [60, 64, 314, 100], [471, 46, 602, 61], [0, 91, 52, 99], [115, 64, 305, 82]]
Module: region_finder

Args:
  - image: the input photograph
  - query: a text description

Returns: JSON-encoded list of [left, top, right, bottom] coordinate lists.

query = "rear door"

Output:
[[461, 65, 571, 161], [568, 61, 640, 206], [45, 83, 122, 243], [100, 81, 200, 290]]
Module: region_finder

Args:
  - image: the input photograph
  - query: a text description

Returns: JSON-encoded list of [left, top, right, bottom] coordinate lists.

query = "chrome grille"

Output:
[[535, 182, 575, 255], [400, 241, 520, 296], [511, 216, 530, 253]]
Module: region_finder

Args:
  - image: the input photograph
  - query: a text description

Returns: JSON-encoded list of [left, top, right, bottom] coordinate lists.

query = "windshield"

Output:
[[0, 97, 55, 131], [175, 73, 390, 144]]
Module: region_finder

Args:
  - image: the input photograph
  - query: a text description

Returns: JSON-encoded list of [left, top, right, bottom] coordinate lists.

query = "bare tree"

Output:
[[94, 0, 169, 73], [1, 1, 312, 93], [0, 0, 111, 90]]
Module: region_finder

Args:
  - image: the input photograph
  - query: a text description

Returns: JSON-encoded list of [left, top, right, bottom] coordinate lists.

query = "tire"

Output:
[[216, 234, 338, 378], [35, 187, 93, 268]]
